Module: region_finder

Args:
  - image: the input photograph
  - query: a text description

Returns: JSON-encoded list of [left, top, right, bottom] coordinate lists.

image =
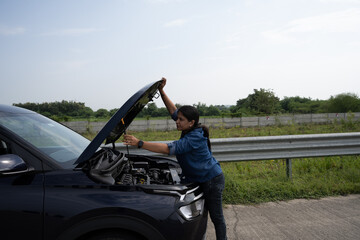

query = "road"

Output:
[[206, 194, 360, 240]]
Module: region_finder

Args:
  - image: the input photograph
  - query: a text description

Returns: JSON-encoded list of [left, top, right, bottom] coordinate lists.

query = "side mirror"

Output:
[[0, 154, 30, 175]]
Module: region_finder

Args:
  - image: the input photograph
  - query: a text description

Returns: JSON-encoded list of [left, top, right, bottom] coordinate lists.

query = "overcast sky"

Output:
[[1, 0, 359, 111]]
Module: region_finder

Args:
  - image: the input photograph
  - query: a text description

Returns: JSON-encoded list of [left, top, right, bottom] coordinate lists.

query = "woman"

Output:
[[123, 78, 227, 240]]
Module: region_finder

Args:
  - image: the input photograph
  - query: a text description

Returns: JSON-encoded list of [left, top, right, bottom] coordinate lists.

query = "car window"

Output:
[[0, 113, 90, 168], [0, 139, 10, 155]]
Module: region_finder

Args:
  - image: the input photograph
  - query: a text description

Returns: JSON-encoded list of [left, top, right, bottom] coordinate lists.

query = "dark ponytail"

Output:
[[199, 124, 211, 151], [178, 105, 212, 151]]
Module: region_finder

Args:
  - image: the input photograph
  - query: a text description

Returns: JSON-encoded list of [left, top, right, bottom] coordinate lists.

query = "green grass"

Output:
[[222, 156, 360, 204], [82, 120, 360, 204], [82, 120, 360, 142]]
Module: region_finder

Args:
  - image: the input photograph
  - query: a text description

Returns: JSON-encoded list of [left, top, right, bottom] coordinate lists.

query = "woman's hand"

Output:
[[123, 135, 170, 154], [159, 77, 166, 91], [158, 77, 176, 115], [123, 134, 139, 147]]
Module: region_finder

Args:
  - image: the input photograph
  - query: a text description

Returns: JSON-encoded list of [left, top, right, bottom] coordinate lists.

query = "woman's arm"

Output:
[[159, 77, 177, 115], [123, 134, 170, 155], [142, 141, 170, 155]]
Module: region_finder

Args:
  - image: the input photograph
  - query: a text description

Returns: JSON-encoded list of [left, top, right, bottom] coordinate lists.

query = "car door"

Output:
[[0, 136, 45, 240]]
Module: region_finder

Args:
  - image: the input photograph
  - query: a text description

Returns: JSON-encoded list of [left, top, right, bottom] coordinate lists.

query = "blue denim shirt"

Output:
[[167, 110, 222, 183]]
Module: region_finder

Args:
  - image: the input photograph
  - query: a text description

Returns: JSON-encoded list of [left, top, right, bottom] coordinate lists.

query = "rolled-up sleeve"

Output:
[[167, 141, 177, 155], [167, 136, 194, 156], [171, 109, 178, 121]]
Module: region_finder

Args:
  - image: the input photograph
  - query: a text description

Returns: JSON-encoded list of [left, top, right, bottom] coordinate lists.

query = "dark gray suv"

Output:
[[0, 80, 207, 240]]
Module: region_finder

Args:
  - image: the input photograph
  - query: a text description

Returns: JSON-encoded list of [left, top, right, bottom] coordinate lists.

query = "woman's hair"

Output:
[[178, 105, 211, 151]]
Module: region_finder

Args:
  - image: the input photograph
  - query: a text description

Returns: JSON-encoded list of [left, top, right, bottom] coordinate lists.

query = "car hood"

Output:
[[75, 80, 163, 164]]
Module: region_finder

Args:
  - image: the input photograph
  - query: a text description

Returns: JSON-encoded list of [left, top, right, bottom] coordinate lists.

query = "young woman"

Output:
[[123, 78, 227, 240]]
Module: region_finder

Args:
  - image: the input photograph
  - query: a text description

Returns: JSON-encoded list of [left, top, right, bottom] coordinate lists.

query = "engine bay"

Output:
[[84, 148, 182, 185]]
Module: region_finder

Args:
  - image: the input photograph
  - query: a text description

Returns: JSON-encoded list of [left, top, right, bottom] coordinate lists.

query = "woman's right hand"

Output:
[[159, 77, 166, 91], [158, 77, 176, 115]]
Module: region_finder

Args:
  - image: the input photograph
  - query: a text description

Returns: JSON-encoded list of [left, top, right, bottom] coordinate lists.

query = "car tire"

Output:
[[86, 230, 144, 240]]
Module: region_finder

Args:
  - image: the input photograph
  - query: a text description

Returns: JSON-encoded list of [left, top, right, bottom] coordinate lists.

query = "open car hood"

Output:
[[75, 80, 163, 164]]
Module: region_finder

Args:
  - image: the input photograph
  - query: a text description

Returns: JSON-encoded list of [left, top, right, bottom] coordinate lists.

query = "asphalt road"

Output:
[[206, 195, 360, 240]]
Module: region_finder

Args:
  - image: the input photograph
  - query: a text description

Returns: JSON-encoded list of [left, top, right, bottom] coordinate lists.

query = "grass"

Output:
[[82, 120, 360, 204], [222, 156, 360, 204], [82, 120, 360, 142]]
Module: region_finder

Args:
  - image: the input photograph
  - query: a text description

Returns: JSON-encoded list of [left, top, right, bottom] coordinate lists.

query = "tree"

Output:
[[236, 89, 280, 115], [281, 96, 311, 113], [139, 103, 158, 118], [194, 102, 208, 116], [249, 89, 280, 114], [80, 106, 94, 118], [109, 108, 119, 117], [157, 107, 169, 117], [146, 103, 159, 116], [205, 105, 221, 116], [14, 101, 95, 120], [328, 93, 360, 113], [95, 108, 109, 118]]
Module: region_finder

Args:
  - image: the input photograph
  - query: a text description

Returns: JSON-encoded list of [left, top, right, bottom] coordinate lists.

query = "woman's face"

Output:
[[176, 111, 195, 131]]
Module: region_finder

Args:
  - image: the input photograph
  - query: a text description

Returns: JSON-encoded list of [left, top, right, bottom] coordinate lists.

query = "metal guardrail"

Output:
[[210, 132, 360, 162], [114, 132, 360, 178]]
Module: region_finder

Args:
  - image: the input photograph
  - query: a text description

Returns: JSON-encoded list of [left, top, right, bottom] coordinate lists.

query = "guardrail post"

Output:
[[286, 158, 292, 179]]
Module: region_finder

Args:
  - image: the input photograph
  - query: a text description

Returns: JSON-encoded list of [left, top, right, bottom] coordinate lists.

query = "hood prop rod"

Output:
[[121, 118, 130, 157]]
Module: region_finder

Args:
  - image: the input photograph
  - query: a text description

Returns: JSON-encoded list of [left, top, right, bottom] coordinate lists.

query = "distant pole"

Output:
[[286, 158, 292, 179]]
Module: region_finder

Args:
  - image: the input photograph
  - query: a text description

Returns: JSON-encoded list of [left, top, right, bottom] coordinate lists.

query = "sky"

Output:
[[1, 0, 359, 111]]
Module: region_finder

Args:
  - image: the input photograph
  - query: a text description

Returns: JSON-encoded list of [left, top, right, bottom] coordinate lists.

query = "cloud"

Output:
[[42, 28, 101, 36], [48, 59, 94, 75], [262, 29, 300, 44], [348, 40, 360, 46], [147, 0, 187, 4], [64, 59, 93, 69], [320, 0, 360, 3], [149, 44, 173, 51], [164, 18, 188, 27], [262, 8, 360, 43], [287, 8, 360, 33], [224, 32, 241, 43], [0, 25, 25, 36]]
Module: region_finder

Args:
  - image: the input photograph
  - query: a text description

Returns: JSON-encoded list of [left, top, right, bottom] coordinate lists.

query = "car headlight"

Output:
[[178, 199, 205, 220]]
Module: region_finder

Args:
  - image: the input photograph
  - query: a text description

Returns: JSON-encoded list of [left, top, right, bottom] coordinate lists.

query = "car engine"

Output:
[[84, 148, 182, 185]]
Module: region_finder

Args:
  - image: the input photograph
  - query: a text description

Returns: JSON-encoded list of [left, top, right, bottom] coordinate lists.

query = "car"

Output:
[[0, 80, 207, 240]]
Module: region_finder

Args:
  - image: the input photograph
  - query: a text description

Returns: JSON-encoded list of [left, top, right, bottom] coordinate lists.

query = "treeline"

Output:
[[13, 101, 118, 121], [14, 90, 360, 121], [232, 89, 360, 117]]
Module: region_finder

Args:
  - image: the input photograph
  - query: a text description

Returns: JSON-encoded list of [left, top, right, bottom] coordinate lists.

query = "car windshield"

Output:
[[0, 112, 90, 168]]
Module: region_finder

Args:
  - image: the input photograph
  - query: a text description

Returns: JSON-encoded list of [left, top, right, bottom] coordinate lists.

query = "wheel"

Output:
[[84, 230, 144, 240]]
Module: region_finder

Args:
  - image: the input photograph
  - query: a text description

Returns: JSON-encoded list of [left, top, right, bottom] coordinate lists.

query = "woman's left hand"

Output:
[[123, 134, 139, 146]]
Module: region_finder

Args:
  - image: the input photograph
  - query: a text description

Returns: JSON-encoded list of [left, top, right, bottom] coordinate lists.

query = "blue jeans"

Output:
[[200, 173, 227, 240]]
